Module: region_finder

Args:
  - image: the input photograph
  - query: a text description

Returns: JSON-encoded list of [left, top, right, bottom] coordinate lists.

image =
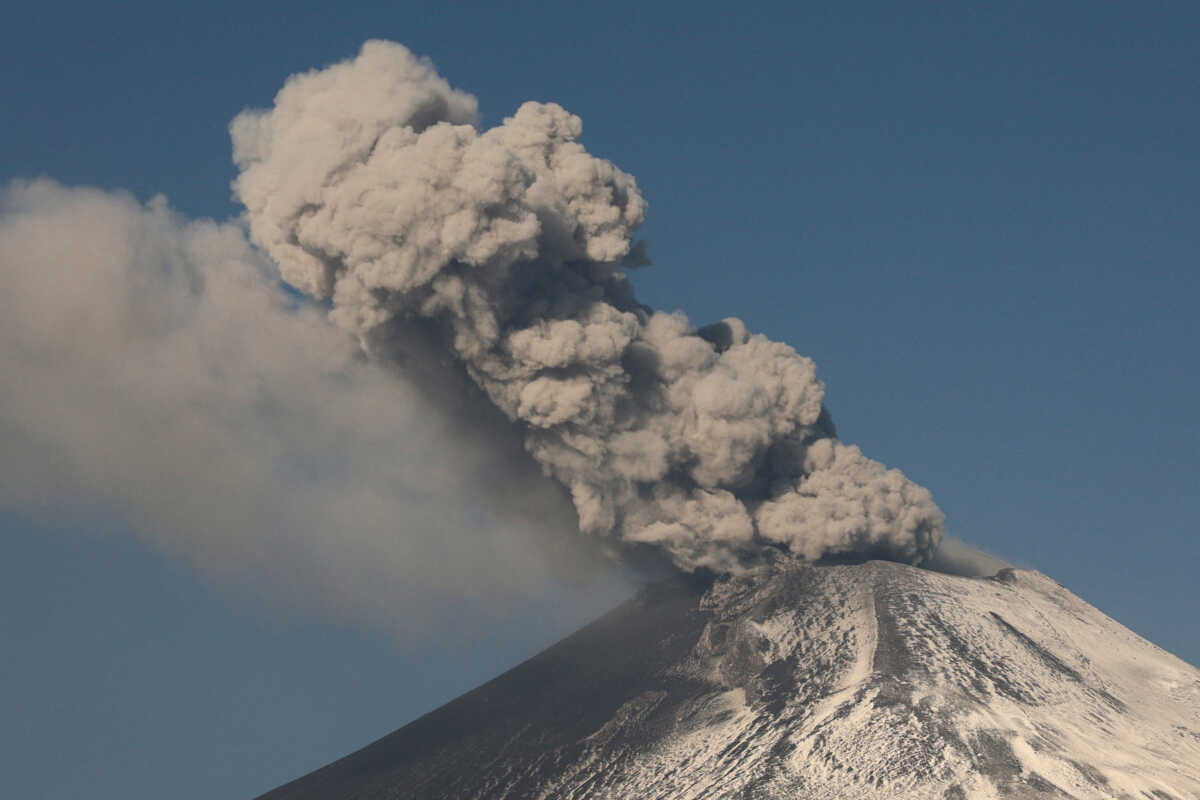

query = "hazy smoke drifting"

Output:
[[0, 179, 628, 631], [231, 41, 945, 573], [924, 536, 1012, 578]]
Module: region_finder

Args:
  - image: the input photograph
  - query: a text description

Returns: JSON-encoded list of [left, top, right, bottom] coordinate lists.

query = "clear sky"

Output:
[[2, 2, 1197, 798]]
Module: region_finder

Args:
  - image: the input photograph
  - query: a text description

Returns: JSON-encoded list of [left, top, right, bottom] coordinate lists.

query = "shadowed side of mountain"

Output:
[[257, 559, 1200, 800], [256, 574, 715, 800]]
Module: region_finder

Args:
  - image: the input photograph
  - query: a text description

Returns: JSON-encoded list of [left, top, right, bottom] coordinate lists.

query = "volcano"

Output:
[[258, 559, 1200, 799]]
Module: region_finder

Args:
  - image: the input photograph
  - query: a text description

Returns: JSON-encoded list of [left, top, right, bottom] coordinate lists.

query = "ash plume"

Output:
[[231, 41, 946, 573]]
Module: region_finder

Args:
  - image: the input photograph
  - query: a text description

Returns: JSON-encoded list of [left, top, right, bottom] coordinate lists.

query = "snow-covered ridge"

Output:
[[259, 560, 1200, 800], [608, 562, 1200, 799]]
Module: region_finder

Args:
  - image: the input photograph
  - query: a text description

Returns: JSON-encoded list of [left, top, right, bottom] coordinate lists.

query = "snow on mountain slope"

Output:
[[595, 561, 1200, 799], [259, 559, 1200, 800]]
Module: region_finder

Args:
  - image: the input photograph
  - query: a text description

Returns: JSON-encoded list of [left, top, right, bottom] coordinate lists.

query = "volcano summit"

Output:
[[259, 558, 1200, 799]]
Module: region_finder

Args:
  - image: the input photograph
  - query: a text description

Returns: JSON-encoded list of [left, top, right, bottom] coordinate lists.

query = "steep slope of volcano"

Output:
[[259, 560, 1200, 799]]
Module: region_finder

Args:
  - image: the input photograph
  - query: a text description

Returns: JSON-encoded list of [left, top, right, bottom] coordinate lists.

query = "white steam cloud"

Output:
[[231, 41, 945, 573]]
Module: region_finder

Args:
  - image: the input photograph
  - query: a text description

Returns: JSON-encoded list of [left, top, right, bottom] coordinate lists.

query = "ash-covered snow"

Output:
[[259, 560, 1200, 800], [587, 563, 1200, 799]]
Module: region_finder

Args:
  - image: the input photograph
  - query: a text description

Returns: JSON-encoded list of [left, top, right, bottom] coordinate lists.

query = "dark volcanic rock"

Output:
[[259, 575, 713, 800]]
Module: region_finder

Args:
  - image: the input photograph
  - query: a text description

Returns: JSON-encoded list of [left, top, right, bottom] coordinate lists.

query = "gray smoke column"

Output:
[[232, 41, 945, 573]]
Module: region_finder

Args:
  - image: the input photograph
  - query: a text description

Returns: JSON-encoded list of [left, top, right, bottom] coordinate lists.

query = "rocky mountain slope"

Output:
[[258, 559, 1200, 799]]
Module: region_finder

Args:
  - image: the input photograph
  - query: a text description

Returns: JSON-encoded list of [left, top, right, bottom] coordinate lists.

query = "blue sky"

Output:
[[2, 3, 1197, 798]]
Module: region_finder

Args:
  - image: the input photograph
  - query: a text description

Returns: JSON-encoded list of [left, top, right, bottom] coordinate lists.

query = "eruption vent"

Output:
[[231, 41, 945, 573]]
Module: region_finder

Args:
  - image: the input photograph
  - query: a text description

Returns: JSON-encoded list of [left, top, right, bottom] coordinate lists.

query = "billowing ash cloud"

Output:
[[231, 41, 946, 573]]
